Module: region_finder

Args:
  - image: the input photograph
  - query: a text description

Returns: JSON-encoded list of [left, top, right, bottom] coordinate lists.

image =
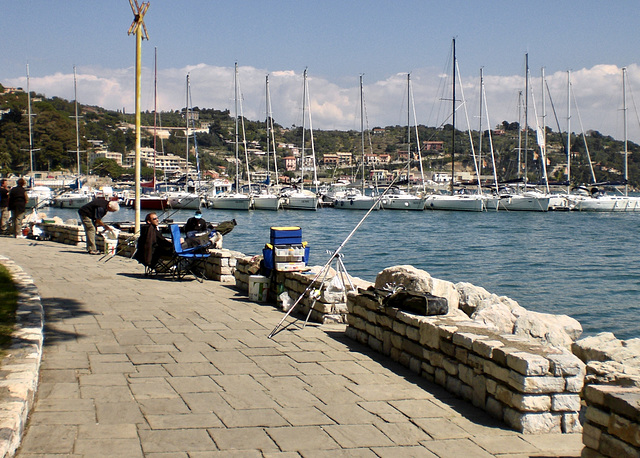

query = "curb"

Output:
[[0, 256, 44, 458]]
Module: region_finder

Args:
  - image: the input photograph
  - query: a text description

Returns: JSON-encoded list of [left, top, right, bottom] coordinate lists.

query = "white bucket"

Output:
[[102, 228, 120, 255], [248, 275, 270, 302]]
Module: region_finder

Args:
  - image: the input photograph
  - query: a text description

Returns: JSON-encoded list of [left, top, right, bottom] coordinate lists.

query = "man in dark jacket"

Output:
[[0, 179, 9, 233], [78, 198, 119, 254], [134, 212, 173, 269], [8, 178, 28, 238]]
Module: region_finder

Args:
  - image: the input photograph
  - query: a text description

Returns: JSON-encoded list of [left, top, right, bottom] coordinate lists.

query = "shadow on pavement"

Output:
[[41, 296, 94, 344]]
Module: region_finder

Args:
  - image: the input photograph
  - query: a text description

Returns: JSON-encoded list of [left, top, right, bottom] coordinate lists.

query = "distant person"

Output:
[[8, 178, 28, 238], [78, 198, 119, 254], [133, 212, 173, 269], [0, 179, 9, 233], [183, 209, 213, 250]]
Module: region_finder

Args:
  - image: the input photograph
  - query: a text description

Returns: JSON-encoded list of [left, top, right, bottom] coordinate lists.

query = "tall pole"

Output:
[[127, 0, 149, 234], [478, 67, 484, 179], [27, 64, 34, 181], [567, 70, 571, 195], [407, 73, 411, 192], [73, 66, 81, 176], [524, 53, 529, 187], [451, 38, 456, 195], [623, 67, 628, 197]]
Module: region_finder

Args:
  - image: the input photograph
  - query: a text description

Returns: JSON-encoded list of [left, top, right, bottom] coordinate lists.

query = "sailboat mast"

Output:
[[152, 48, 157, 186], [407, 73, 411, 192], [623, 67, 628, 197], [234, 63, 239, 191], [360, 75, 366, 194], [27, 64, 34, 182], [265, 75, 271, 183], [451, 39, 456, 196], [517, 91, 522, 179], [524, 53, 529, 187], [478, 67, 484, 180], [566, 70, 571, 194], [185, 74, 190, 183], [266, 75, 279, 186], [73, 66, 81, 176], [300, 69, 307, 191]]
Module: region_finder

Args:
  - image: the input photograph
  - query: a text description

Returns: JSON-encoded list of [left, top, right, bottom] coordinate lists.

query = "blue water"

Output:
[[43, 206, 640, 340]]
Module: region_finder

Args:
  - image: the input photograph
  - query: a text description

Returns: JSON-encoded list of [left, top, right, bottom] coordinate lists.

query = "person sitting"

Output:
[[133, 212, 174, 270], [183, 210, 216, 250]]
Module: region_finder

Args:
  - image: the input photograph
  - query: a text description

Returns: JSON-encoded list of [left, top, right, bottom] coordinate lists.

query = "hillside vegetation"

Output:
[[1, 83, 638, 188]]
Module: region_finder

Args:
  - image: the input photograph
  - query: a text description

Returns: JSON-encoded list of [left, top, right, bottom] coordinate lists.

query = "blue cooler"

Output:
[[270, 226, 302, 245]]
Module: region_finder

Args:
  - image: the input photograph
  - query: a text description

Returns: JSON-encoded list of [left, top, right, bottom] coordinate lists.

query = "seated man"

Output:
[[183, 210, 216, 250], [134, 212, 174, 270]]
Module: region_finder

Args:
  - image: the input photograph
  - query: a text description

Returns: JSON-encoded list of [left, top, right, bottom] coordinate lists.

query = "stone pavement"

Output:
[[0, 237, 584, 457]]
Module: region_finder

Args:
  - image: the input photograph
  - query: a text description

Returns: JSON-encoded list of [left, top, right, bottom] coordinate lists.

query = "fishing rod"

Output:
[[267, 169, 406, 339]]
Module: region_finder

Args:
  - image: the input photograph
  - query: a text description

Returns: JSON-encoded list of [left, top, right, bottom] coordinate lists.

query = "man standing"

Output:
[[8, 178, 28, 238], [0, 179, 9, 233], [78, 198, 119, 254]]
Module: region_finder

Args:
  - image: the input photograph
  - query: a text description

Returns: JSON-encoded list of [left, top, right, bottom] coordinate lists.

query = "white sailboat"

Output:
[[426, 44, 484, 212], [167, 74, 203, 210], [209, 63, 252, 210], [334, 75, 380, 211], [381, 73, 425, 211], [281, 68, 319, 211], [52, 66, 92, 209], [252, 75, 282, 211]]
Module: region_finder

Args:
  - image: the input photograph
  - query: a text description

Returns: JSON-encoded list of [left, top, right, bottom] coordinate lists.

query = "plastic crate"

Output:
[[270, 226, 302, 245]]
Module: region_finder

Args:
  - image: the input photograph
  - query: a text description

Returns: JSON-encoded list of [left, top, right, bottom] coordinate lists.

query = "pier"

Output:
[[0, 237, 586, 456]]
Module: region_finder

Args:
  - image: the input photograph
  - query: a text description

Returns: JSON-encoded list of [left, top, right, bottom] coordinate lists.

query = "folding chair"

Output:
[[169, 224, 211, 282], [132, 228, 174, 277]]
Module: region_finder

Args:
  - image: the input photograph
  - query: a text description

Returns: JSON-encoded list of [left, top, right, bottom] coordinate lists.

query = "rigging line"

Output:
[[305, 75, 318, 186], [482, 79, 500, 193], [528, 81, 550, 190], [236, 70, 251, 187], [456, 61, 482, 194], [409, 79, 426, 193], [267, 169, 405, 339], [570, 83, 598, 184], [625, 76, 640, 133]]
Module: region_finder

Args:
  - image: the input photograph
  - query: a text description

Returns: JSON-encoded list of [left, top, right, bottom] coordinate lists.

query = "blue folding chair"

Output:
[[169, 224, 210, 282]]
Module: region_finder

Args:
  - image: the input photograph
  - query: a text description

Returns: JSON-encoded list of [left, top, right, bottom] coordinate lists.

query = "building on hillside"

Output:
[[90, 149, 123, 166], [322, 152, 352, 167], [284, 156, 296, 171], [123, 147, 188, 175], [423, 141, 444, 151], [372, 128, 385, 135]]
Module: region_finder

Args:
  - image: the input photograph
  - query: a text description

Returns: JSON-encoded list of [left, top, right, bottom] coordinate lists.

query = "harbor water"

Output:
[[39, 205, 640, 340]]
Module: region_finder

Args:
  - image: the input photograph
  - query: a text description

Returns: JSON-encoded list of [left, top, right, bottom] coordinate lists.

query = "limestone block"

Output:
[[409, 356, 421, 374], [438, 325, 458, 341], [503, 408, 562, 434], [406, 326, 419, 342], [472, 374, 487, 409], [452, 332, 488, 350], [565, 375, 585, 393], [442, 357, 458, 376], [401, 339, 424, 359], [506, 351, 550, 376], [392, 320, 407, 336], [551, 393, 581, 412], [586, 406, 611, 428], [455, 347, 468, 365], [472, 301, 516, 334], [496, 384, 514, 406], [473, 339, 504, 359], [507, 372, 566, 394], [485, 396, 504, 419], [440, 340, 456, 357], [486, 378, 498, 395], [377, 314, 393, 330], [431, 277, 459, 311], [548, 353, 586, 377], [435, 368, 446, 387], [608, 413, 640, 447], [421, 361, 435, 375], [599, 431, 640, 458], [460, 383, 474, 402], [459, 363, 474, 386], [582, 423, 603, 450], [510, 393, 552, 412], [562, 412, 583, 434], [368, 335, 383, 353], [467, 353, 485, 372], [390, 333, 403, 350], [492, 346, 520, 366], [484, 360, 511, 384], [446, 375, 462, 396], [418, 321, 440, 349]]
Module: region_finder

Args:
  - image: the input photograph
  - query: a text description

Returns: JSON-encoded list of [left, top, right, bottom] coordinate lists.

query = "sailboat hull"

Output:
[[380, 196, 425, 211], [252, 195, 281, 210], [424, 195, 484, 212], [208, 194, 251, 210], [333, 196, 380, 210]]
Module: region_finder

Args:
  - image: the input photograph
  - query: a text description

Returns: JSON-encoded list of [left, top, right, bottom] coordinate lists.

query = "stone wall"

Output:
[[573, 333, 640, 457], [346, 290, 585, 434]]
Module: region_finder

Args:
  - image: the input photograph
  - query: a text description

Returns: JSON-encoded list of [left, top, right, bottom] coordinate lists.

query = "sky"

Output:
[[2, 0, 640, 143]]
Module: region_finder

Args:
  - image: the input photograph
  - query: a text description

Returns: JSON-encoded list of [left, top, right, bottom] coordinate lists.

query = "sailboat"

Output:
[[334, 75, 380, 211], [251, 75, 282, 210], [208, 63, 252, 210], [425, 41, 484, 212], [167, 74, 203, 210], [52, 66, 92, 209], [570, 68, 634, 212], [280, 68, 319, 211], [380, 73, 426, 211]]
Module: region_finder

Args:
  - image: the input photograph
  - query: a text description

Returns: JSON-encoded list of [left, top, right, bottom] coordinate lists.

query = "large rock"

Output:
[[455, 282, 492, 316], [513, 311, 583, 350], [471, 301, 516, 334], [375, 266, 458, 312]]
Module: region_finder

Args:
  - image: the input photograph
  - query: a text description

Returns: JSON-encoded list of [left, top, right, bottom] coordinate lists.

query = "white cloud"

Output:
[[6, 63, 640, 143]]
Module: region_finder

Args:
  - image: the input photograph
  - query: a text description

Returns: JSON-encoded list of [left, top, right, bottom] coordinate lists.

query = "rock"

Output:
[[513, 311, 582, 350], [455, 282, 492, 316], [375, 265, 433, 292], [585, 361, 640, 387], [572, 332, 623, 363], [472, 301, 516, 333], [375, 266, 459, 312]]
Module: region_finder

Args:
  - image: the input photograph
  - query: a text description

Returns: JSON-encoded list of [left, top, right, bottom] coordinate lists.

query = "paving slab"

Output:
[[0, 238, 584, 456]]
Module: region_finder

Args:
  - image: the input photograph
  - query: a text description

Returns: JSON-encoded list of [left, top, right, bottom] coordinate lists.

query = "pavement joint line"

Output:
[[0, 256, 45, 457]]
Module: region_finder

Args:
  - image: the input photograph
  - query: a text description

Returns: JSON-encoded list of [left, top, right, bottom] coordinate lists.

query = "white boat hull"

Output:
[[52, 194, 92, 209], [167, 193, 202, 210], [282, 192, 318, 211], [333, 196, 380, 210], [380, 195, 425, 211], [208, 193, 251, 210], [486, 194, 550, 212], [424, 195, 484, 212], [252, 195, 282, 211]]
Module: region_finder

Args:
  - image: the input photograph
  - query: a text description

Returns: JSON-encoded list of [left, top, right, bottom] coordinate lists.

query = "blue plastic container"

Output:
[[270, 226, 302, 245]]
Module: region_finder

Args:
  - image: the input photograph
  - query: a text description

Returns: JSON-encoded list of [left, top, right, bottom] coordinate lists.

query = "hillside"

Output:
[[1, 84, 638, 188]]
